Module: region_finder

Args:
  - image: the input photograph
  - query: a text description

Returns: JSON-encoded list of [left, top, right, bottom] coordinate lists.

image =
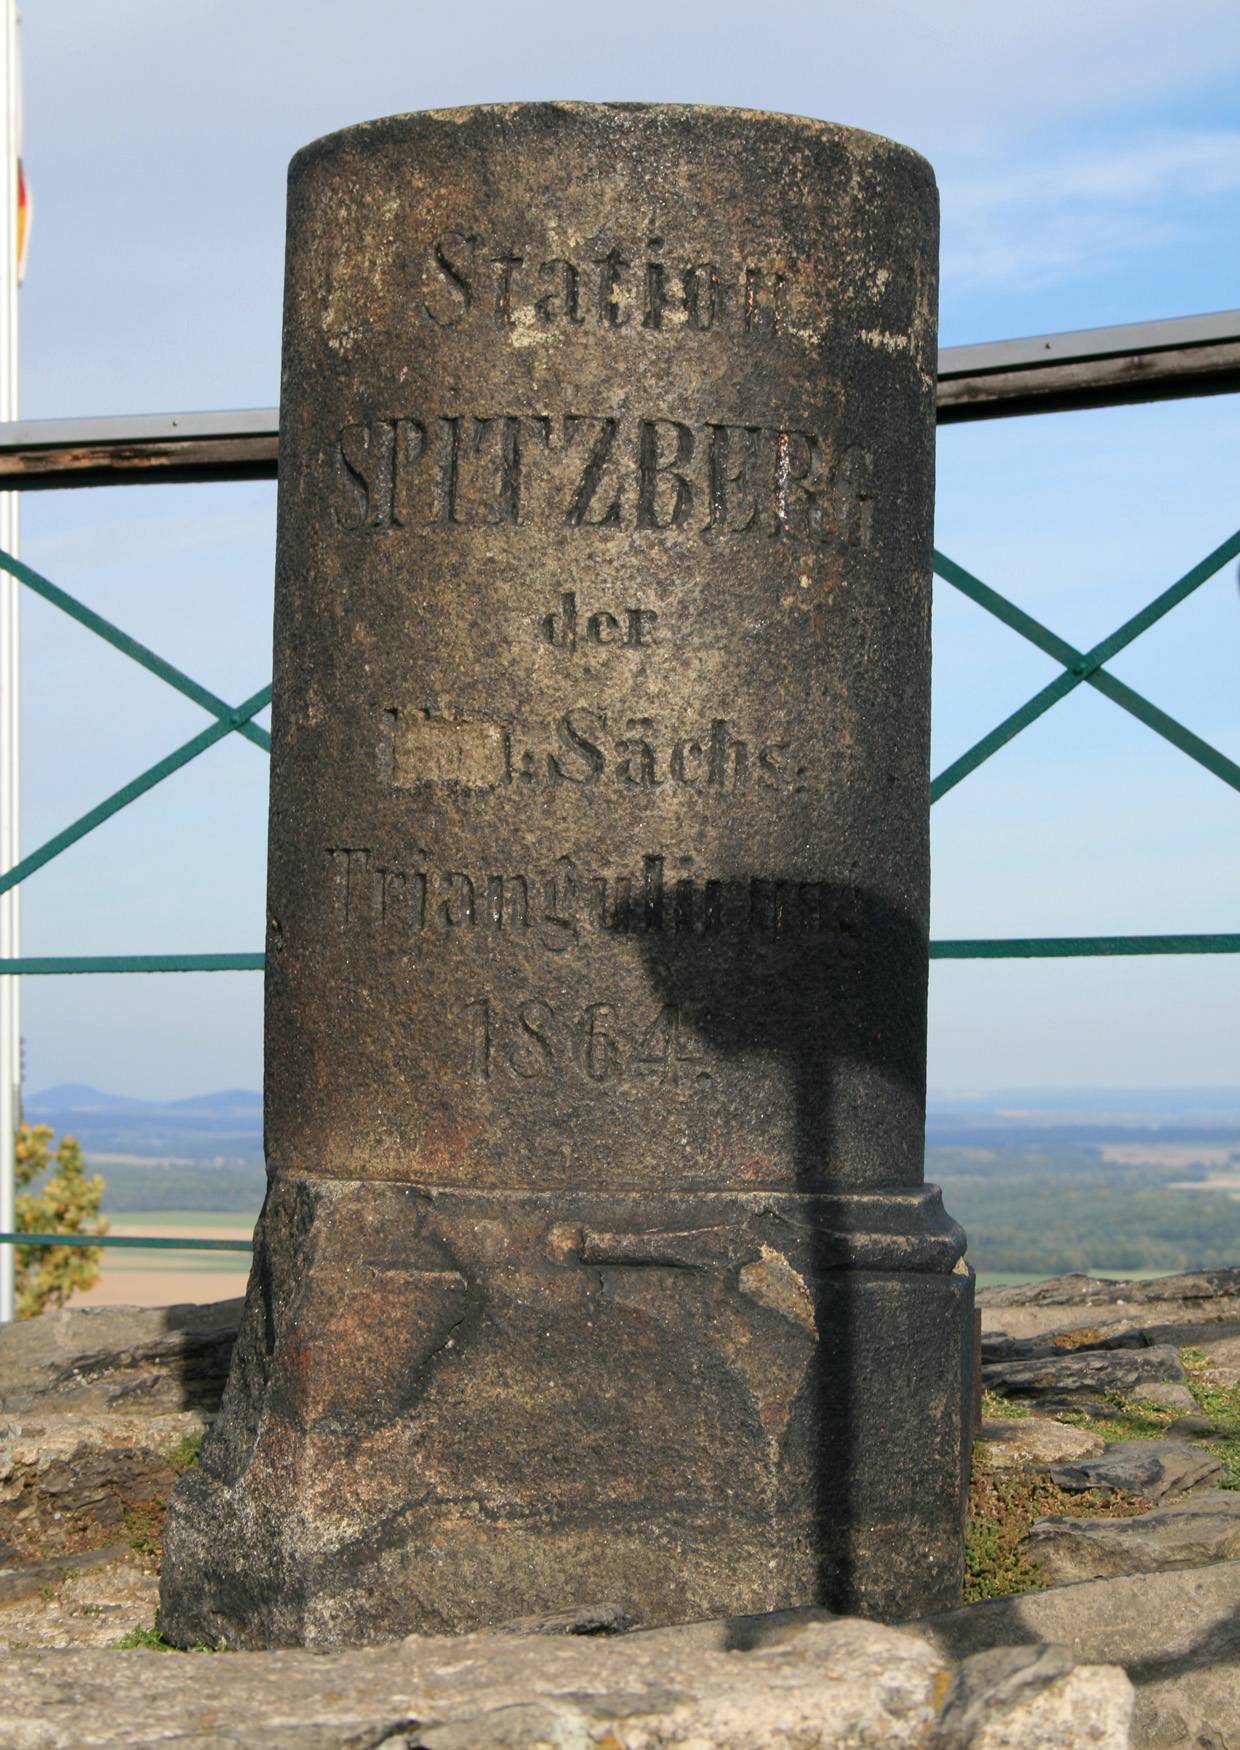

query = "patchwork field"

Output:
[[67, 1210, 256, 1308]]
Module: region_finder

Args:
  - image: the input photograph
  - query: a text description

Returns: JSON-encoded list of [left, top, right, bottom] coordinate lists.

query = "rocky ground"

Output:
[[0, 1270, 1237, 1747]]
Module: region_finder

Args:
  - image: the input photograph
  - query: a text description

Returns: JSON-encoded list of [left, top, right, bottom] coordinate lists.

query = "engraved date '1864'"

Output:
[[464, 993, 711, 1088]]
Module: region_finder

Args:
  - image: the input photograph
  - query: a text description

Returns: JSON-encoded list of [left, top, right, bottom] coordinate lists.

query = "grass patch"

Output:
[[1182, 1348, 1240, 1487], [1051, 1327, 1107, 1350], [122, 1502, 165, 1565], [964, 1455, 1148, 1604], [980, 1390, 1029, 1420], [1056, 1394, 1174, 1443], [112, 1623, 175, 1651], [111, 1613, 217, 1652], [166, 1431, 203, 1475]]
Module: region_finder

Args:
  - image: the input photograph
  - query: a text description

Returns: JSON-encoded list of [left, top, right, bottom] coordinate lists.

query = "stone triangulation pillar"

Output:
[[161, 102, 973, 1649]]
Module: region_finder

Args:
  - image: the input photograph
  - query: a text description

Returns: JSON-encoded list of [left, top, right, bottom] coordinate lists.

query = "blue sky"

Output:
[[11, 0, 1240, 1097]]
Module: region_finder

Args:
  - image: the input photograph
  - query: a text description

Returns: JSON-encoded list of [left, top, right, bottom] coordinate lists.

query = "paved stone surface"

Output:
[[162, 102, 973, 1648], [1026, 1491, 1240, 1584], [0, 1300, 240, 1416], [1048, 1440, 1223, 1503], [976, 1416, 1106, 1468], [982, 1344, 1184, 1400], [916, 1559, 1240, 1749], [0, 1614, 1134, 1747]]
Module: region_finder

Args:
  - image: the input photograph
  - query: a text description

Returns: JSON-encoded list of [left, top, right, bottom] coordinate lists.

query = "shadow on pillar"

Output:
[[634, 877, 930, 1614]]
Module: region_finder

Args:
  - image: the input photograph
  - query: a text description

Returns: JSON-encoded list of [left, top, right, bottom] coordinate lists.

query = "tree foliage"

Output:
[[14, 1123, 108, 1318]]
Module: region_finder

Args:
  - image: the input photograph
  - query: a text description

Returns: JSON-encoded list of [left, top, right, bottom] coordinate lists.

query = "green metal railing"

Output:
[[1, 512, 1238, 1265]]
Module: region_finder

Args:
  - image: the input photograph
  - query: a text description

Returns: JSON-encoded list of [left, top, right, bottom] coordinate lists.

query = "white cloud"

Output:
[[942, 132, 1240, 289]]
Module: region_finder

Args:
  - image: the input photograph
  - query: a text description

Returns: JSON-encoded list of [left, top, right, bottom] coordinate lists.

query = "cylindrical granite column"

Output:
[[162, 102, 973, 1649]]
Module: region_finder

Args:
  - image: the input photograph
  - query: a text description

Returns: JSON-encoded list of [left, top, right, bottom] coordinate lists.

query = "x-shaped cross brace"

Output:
[[0, 548, 270, 899], [932, 527, 1240, 802]]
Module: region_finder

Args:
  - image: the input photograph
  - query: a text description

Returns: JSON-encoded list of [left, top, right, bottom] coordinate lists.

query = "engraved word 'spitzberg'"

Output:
[[333, 412, 873, 544]]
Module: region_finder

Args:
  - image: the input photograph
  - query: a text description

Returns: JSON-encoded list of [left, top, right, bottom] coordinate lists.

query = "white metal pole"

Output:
[[0, 0, 21, 1323]]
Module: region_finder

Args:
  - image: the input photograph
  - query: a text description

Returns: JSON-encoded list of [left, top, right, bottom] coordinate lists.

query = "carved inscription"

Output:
[[421, 232, 792, 338], [380, 708, 814, 795], [333, 412, 872, 545], [325, 849, 865, 960], [541, 592, 657, 652], [464, 993, 712, 1088]]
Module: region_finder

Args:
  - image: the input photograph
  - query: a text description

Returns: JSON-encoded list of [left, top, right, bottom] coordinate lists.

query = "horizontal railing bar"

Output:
[[0, 311, 1236, 487], [938, 309, 1240, 376], [0, 954, 265, 973], [0, 408, 279, 447], [931, 934, 1240, 958], [3, 936, 1238, 976], [0, 1231, 254, 1251]]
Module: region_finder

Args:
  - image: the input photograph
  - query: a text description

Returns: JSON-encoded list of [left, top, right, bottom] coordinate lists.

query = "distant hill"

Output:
[[928, 1086, 1240, 1123], [24, 1084, 263, 1165], [23, 1081, 1240, 1170], [20, 1082, 1240, 1267]]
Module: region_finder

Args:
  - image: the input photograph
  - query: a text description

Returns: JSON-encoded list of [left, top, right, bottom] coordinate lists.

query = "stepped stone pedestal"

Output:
[[160, 102, 973, 1649]]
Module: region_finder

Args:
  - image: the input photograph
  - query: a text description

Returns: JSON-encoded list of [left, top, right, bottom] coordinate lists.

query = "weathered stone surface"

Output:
[[0, 1300, 240, 1416], [0, 1411, 203, 1561], [1196, 1331, 1240, 1389], [982, 1345, 1184, 1400], [1048, 1440, 1223, 1502], [0, 1542, 129, 1608], [915, 1560, 1240, 1750], [0, 1614, 1135, 1747], [162, 102, 971, 1646], [1029, 1396, 1128, 1421], [928, 1644, 1133, 1749], [0, 1555, 157, 1649], [977, 1416, 1106, 1468], [1164, 1413, 1216, 1438], [1129, 1382, 1197, 1414], [978, 1268, 1240, 1354], [1026, 1491, 1240, 1584], [981, 1329, 1150, 1365], [979, 1268, 1240, 1316], [164, 1179, 973, 1645]]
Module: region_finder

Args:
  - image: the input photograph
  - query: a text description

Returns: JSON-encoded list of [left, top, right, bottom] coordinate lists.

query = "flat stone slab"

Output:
[[1128, 1381, 1197, 1414], [1027, 1491, 1240, 1584], [915, 1558, 1240, 1750], [0, 1614, 1134, 1748], [0, 1556, 157, 1649], [0, 1543, 130, 1609], [977, 1268, 1240, 1349], [0, 1410, 204, 1566], [1048, 1440, 1224, 1502], [0, 1300, 240, 1417], [982, 1344, 1185, 1399], [977, 1416, 1106, 1468]]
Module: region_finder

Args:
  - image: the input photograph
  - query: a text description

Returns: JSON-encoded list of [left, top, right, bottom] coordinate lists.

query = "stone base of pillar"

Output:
[[160, 1174, 973, 1649]]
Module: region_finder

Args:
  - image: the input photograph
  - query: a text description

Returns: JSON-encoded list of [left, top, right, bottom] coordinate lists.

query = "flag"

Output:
[[16, 158, 28, 282]]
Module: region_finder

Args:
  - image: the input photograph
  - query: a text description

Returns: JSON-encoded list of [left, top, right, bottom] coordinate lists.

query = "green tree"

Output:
[[14, 1123, 108, 1318]]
